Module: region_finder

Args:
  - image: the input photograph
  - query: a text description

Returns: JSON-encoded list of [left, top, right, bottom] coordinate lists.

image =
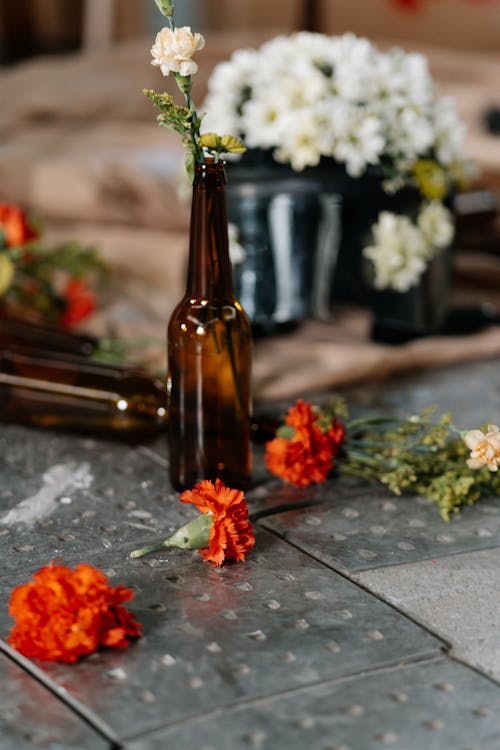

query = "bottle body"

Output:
[[0, 347, 167, 440], [167, 162, 252, 490], [168, 299, 251, 489]]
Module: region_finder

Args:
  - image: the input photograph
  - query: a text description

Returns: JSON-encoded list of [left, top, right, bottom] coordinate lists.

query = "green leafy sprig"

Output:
[[8, 241, 107, 322], [339, 407, 500, 520]]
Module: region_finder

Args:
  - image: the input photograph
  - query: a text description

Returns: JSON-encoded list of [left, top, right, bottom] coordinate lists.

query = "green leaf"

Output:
[[174, 73, 192, 96], [276, 425, 295, 440], [185, 150, 195, 182], [154, 0, 174, 17]]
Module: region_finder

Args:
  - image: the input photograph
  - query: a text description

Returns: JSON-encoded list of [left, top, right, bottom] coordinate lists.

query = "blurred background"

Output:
[[1, 0, 499, 59], [0, 0, 499, 396]]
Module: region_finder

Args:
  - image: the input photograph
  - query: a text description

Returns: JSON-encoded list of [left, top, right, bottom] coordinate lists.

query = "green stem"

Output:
[[343, 449, 389, 467], [183, 88, 203, 164], [346, 415, 405, 432], [130, 512, 212, 559]]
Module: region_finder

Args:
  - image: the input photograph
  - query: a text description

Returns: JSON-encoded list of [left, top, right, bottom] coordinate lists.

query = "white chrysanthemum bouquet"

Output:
[[203, 32, 471, 292], [203, 32, 465, 183]]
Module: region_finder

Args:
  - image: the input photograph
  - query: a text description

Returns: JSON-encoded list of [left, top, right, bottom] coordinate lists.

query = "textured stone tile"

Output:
[[0, 425, 292, 578], [260, 485, 500, 573], [357, 547, 500, 682], [0, 530, 442, 742], [341, 357, 500, 428], [126, 657, 500, 750], [0, 653, 108, 749], [0, 425, 181, 577]]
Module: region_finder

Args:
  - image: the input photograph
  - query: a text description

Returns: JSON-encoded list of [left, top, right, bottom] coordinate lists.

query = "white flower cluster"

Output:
[[203, 32, 465, 177], [363, 201, 454, 292]]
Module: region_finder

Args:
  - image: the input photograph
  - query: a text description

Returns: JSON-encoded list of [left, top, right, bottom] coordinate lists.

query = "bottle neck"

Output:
[[185, 162, 234, 299]]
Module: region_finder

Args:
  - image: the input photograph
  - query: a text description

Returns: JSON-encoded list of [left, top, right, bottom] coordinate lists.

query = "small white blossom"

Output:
[[151, 26, 205, 77], [332, 110, 384, 177], [228, 223, 246, 265], [274, 109, 324, 171], [363, 212, 429, 292], [417, 201, 454, 249], [433, 97, 466, 165], [363, 201, 454, 293]]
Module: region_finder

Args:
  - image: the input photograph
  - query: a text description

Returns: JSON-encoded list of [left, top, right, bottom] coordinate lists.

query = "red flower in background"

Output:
[[8, 562, 141, 663], [0, 203, 38, 247], [59, 278, 96, 328], [265, 400, 346, 487], [392, 0, 494, 9]]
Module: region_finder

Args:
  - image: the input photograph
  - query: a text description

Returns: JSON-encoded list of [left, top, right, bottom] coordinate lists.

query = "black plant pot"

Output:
[[369, 246, 452, 344], [226, 152, 340, 333], [226, 149, 450, 339]]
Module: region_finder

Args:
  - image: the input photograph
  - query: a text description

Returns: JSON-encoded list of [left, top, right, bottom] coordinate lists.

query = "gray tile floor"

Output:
[[1, 358, 499, 749]]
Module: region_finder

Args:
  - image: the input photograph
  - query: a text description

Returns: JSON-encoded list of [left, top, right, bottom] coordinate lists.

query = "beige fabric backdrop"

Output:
[[0, 25, 499, 401]]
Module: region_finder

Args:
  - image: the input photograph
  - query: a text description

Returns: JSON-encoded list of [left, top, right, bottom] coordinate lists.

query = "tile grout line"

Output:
[[259, 525, 453, 653], [0, 639, 123, 749], [122, 653, 450, 745], [249, 498, 326, 522], [448, 653, 500, 689], [257, 525, 500, 688], [257, 510, 500, 572]]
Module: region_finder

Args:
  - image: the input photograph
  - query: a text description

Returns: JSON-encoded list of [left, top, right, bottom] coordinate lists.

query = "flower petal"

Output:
[[463, 429, 485, 450]]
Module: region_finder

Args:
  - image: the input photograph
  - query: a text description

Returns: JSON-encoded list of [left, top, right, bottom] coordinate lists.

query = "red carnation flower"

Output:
[[8, 562, 141, 663], [265, 399, 345, 487], [180, 478, 255, 566], [0, 203, 38, 248]]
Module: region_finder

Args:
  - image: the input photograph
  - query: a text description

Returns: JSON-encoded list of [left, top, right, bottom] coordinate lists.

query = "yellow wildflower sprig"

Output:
[[339, 408, 500, 520], [143, 89, 201, 165]]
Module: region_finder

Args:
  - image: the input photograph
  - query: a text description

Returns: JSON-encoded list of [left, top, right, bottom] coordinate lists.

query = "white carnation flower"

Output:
[[151, 26, 205, 77]]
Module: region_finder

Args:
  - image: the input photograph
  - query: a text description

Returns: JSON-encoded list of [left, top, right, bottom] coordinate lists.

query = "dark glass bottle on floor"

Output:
[[0, 347, 167, 440], [167, 161, 252, 490]]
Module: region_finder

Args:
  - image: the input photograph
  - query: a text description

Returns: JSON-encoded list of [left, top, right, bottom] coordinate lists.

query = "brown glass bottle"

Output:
[[0, 316, 98, 357], [0, 346, 167, 440], [167, 161, 252, 490]]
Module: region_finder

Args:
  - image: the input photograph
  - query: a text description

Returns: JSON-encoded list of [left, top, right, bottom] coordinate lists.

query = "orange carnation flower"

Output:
[[265, 399, 346, 487], [8, 562, 141, 663], [180, 478, 255, 566], [0, 203, 38, 248]]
